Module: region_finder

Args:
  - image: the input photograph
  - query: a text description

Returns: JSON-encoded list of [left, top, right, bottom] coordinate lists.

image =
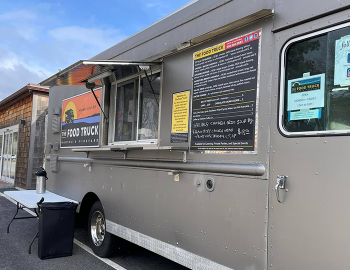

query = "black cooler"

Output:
[[38, 202, 77, 260]]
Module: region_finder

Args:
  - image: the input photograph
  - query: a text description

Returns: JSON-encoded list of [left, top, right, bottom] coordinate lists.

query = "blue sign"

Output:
[[288, 108, 321, 121]]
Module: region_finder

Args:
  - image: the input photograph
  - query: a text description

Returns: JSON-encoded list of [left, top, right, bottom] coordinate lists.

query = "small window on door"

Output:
[[281, 24, 350, 135]]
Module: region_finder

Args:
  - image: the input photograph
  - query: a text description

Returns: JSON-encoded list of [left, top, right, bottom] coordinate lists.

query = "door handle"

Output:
[[275, 175, 287, 203]]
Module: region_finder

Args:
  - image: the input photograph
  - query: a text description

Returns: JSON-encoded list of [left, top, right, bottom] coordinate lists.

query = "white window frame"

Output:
[[0, 124, 19, 184], [279, 21, 350, 137], [108, 68, 161, 146]]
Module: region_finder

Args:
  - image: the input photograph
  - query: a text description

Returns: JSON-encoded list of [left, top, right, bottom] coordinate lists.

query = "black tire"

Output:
[[88, 201, 116, 257]]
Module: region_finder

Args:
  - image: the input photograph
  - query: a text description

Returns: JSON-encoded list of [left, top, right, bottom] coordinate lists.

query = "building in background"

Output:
[[0, 84, 49, 189]]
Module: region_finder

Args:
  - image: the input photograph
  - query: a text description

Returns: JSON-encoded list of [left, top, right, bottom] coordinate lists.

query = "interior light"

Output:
[[177, 41, 191, 51]]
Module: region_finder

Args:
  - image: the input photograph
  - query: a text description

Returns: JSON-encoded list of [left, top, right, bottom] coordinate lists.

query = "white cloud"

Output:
[[0, 59, 51, 100], [0, 62, 50, 100], [0, 54, 19, 70], [49, 26, 127, 50], [0, 10, 127, 99], [0, 10, 39, 41], [0, 47, 52, 79], [0, 10, 37, 21], [17, 27, 38, 41], [0, 1, 181, 99]]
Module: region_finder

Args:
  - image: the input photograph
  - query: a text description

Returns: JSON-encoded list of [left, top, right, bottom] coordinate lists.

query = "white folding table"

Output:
[[4, 190, 78, 254]]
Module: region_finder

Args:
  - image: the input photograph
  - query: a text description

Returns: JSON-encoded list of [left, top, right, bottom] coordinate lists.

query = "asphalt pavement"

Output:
[[0, 189, 188, 270]]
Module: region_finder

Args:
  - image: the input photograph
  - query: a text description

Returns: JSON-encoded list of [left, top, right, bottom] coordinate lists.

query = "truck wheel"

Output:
[[88, 201, 116, 257]]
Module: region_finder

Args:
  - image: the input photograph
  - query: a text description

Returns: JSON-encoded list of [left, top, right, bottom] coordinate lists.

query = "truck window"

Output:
[[281, 24, 350, 135], [115, 81, 139, 141], [111, 72, 160, 144], [138, 74, 160, 140]]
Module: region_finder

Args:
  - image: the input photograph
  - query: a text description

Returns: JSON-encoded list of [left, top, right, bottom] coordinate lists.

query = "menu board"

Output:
[[190, 30, 260, 151]]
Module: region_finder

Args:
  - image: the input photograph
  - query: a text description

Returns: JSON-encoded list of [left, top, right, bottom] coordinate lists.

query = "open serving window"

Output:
[[41, 60, 162, 149], [108, 70, 161, 145]]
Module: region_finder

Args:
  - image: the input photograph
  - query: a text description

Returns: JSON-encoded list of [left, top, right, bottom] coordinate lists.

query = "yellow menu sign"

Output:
[[172, 91, 190, 133]]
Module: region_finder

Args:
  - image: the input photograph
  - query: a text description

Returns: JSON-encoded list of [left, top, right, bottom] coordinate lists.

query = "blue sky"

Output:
[[0, 0, 191, 100]]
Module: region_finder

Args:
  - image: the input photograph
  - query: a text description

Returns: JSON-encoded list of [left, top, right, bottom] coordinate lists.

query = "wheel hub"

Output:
[[91, 211, 105, 246]]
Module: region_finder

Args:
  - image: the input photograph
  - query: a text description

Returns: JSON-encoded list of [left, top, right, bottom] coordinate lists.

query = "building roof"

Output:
[[0, 83, 49, 110]]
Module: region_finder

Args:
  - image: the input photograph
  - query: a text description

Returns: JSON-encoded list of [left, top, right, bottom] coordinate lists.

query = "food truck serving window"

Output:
[[110, 72, 160, 144], [280, 23, 350, 135]]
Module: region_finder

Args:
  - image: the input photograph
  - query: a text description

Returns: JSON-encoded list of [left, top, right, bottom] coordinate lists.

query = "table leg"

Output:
[[7, 201, 40, 255], [28, 231, 39, 254], [7, 203, 38, 233], [7, 202, 19, 233]]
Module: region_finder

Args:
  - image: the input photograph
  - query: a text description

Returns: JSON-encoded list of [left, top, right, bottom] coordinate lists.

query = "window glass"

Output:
[[283, 25, 350, 133], [2, 134, 8, 178], [0, 135, 3, 160], [4, 134, 8, 154], [115, 81, 138, 141], [10, 132, 17, 179], [111, 71, 161, 144], [138, 73, 160, 140], [113, 66, 139, 81]]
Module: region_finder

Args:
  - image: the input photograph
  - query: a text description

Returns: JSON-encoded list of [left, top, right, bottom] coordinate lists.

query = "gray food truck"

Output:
[[40, 0, 350, 269]]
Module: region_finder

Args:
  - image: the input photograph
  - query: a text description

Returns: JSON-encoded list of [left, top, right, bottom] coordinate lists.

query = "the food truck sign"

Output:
[[61, 89, 101, 148]]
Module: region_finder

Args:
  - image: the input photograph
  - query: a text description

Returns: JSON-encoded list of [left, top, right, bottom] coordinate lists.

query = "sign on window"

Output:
[[334, 36, 350, 86]]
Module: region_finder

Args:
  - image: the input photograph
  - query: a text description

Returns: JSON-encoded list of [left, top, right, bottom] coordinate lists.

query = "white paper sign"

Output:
[[287, 74, 325, 111], [334, 36, 350, 86]]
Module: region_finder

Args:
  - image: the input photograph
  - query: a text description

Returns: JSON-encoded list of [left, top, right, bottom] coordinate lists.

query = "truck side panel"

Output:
[[46, 18, 274, 270]]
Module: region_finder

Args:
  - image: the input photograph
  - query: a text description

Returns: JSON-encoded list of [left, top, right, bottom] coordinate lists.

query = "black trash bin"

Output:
[[38, 202, 78, 260]]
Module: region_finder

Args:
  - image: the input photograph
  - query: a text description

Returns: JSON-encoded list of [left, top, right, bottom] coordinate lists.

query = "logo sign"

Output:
[[61, 89, 101, 148], [287, 74, 325, 111], [290, 77, 321, 93]]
